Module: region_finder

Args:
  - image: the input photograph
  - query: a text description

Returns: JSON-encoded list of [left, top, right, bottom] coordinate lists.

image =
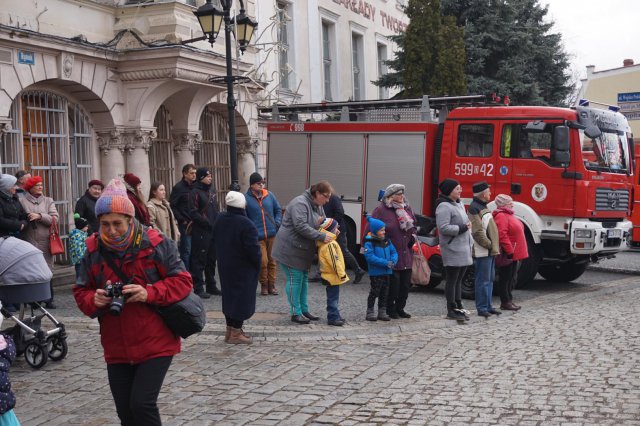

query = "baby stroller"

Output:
[[0, 237, 67, 369]]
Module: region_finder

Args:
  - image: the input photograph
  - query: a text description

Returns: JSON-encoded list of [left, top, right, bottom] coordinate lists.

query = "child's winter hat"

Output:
[[94, 179, 135, 218], [367, 216, 386, 234], [319, 218, 338, 233], [74, 213, 89, 230]]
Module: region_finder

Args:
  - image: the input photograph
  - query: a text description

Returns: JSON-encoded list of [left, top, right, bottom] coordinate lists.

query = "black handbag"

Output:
[[156, 292, 206, 339], [101, 242, 206, 339]]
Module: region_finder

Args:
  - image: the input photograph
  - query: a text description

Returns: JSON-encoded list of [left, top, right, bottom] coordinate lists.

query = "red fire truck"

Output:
[[260, 95, 634, 293]]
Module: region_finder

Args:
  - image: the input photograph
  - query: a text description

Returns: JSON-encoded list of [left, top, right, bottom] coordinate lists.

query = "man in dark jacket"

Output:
[[74, 179, 104, 234], [323, 194, 366, 283], [244, 172, 282, 296], [170, 164, 196, 269], [188, 167, 221, 298]]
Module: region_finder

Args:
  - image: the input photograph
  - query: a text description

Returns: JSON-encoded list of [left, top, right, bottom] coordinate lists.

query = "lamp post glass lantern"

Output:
[[191, 0, 258, 191]]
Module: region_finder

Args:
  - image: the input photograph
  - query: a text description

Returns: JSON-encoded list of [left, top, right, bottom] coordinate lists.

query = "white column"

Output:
[[237, 137, 258, 193], [172, 130, 201, 182], [96, 129, 126, 183], [124, 129, 156, 201]]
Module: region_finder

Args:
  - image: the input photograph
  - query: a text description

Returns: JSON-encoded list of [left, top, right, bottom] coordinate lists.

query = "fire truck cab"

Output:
[[261, 96, 633, 288]]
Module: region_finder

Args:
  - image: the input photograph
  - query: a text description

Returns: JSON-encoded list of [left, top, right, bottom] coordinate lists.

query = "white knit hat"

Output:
[[226, 191, 246, 209]]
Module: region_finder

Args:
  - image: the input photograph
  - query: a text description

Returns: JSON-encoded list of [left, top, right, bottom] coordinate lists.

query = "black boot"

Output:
[[456, 300, 470, 320], [353, 269, 365, 284], [366, 308, 377, 321], [206, 284, 222, 295], [447, 303, 466, 321]]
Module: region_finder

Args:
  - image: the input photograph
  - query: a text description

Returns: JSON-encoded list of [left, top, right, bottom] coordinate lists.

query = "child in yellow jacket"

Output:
[[317, 218, 349, 326]]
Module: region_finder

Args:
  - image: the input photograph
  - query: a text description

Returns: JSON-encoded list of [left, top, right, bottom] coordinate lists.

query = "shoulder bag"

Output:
[[410, 238, 431, 286], [100, 236, 205, 339], [49, 217, 65, 255]]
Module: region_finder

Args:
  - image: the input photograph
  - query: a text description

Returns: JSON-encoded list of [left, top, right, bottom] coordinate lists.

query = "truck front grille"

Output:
[[595, 188, 629, 211]]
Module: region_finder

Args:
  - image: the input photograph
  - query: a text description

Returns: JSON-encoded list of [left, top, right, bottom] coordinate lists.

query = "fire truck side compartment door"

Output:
[[267, 132, 310, 207], [309, 133, 364, 202], [365, 133, 426, 214]]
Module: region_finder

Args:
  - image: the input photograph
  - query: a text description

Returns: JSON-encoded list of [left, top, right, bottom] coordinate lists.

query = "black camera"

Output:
[[104, 281, 128, 316]]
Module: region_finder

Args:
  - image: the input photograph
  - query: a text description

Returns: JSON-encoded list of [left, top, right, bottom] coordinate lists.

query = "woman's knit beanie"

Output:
[[438, 178, 459, 196], [0, 174, 16, 192], [494, 194, 513, 208], [23, 175, 43, 192], [383, 184, 405, 198], [95, 179, 135, 217]]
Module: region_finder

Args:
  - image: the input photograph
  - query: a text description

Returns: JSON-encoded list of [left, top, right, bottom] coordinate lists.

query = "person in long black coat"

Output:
[[213, 191, 261, 345]]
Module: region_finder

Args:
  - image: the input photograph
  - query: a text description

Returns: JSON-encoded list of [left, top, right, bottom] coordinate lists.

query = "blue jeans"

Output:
[[474, 256, 495, 313], [177, 223, 192, 271], [325, 284, 341, 321]]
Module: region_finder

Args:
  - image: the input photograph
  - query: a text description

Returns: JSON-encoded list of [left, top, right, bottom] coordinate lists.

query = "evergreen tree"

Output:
[[374, 0, 467, 98], [441, 0, 571, 105]]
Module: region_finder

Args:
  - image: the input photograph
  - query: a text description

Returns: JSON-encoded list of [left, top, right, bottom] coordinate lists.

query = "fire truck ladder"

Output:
[[259, 94, 502, 123]]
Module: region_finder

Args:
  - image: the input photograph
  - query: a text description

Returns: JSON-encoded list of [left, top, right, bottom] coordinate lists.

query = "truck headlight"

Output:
[[575, 229, 593, 239]]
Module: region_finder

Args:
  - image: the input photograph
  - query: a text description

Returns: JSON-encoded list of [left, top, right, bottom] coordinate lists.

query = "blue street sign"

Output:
[[17, 51, 35, 65], [618, 92, 640, 103]]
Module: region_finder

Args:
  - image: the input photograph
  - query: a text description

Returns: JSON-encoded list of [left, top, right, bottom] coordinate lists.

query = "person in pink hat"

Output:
[[492, 194, 529, 311], [73, 178, 193, 425]]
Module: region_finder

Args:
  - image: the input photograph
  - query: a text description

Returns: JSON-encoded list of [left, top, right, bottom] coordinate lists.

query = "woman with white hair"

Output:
[[492, 194, 529, 311], [213, 191, 261, 344]]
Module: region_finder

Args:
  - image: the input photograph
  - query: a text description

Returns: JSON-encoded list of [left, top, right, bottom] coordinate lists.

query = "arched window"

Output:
[[196, 105, 230, 202], [0, 90, 95, 264]]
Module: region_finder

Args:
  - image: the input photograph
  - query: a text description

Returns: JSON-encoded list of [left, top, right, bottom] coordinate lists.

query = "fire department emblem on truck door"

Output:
[[531, 183, 547, 202]]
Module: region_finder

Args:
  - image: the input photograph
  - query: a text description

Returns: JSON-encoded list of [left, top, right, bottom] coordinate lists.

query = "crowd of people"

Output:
[[0, 164, 531, 426]]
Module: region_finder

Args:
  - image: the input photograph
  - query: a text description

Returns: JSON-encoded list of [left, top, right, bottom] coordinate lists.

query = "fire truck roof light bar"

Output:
[[579, 99, 621, 112], [259, 94, 494, 117]]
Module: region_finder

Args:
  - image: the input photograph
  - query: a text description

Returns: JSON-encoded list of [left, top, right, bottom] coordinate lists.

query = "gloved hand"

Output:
[[387, 261, 395, 269], [507, 253, 513, 260]]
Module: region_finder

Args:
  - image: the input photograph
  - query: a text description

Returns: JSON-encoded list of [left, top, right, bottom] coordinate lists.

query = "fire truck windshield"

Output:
[[580, 129, 630, 173]]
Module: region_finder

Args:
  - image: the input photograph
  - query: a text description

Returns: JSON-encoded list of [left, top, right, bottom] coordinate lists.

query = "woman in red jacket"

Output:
[[73, 178, 193, 426], [492, 194, 528, 311]]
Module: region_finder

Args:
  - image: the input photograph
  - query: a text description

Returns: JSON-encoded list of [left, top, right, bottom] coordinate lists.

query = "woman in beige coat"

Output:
[[19, 175, 59, 308], [147, 182, 180, 242]]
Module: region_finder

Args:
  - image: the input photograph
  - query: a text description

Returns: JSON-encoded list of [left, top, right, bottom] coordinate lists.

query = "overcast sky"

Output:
[[543, 0, 640, 78]]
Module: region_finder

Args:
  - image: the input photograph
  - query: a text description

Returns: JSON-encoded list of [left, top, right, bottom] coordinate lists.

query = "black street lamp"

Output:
[[189, 0, 258, 191]]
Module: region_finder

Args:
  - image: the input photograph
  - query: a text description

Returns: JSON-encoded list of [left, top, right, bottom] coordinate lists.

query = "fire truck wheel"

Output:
[[515, 234, 541, 288], [537, 262, 588, 283], [461, 265, 476, 300]]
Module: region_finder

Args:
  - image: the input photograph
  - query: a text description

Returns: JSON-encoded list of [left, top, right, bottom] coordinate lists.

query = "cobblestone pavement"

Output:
[[9, 272, 640, 425]]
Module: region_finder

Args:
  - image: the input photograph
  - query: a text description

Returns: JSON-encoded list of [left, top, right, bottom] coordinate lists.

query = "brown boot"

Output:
[[224, 326, 231, 342], [226, 327, 252, 345], [268, 283, 279, 295], [260, 283, 269, 295]]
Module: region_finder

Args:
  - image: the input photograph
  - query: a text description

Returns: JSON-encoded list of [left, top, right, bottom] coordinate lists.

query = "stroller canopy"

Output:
[[0, 237, 53, 286]]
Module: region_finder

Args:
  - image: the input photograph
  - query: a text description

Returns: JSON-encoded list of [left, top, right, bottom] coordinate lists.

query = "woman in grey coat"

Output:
[[271, 181, 335, 324], [435, 178, 473, 321]]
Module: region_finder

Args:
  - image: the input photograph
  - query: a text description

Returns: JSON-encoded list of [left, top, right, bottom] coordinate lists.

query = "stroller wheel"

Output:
[[24, 341, 48, 369], [47, 336, 68, 361]]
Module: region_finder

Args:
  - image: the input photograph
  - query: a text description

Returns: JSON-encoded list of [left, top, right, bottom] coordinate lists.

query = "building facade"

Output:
[[253, 0, 408, 176], [577, 59, 640, 136], [0, 0, 262, 259]]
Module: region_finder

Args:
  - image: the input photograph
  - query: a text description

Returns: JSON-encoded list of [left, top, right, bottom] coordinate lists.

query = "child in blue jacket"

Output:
[[363, 216, 398, 321]]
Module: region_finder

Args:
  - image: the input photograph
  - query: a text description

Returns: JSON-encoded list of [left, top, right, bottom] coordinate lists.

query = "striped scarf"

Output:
[[100, 219, 138, 253]]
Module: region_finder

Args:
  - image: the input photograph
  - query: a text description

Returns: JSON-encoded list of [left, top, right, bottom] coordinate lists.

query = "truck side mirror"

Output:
[[552, 151, 571, 165], [584, 125, 602, 139], [553, 126, 570, 151]]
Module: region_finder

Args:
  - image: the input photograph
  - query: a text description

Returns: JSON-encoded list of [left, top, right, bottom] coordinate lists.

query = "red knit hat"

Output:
[[123, 173, 141, 188], [95, 179, 135, 217], [23, 175, 43, 192]]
